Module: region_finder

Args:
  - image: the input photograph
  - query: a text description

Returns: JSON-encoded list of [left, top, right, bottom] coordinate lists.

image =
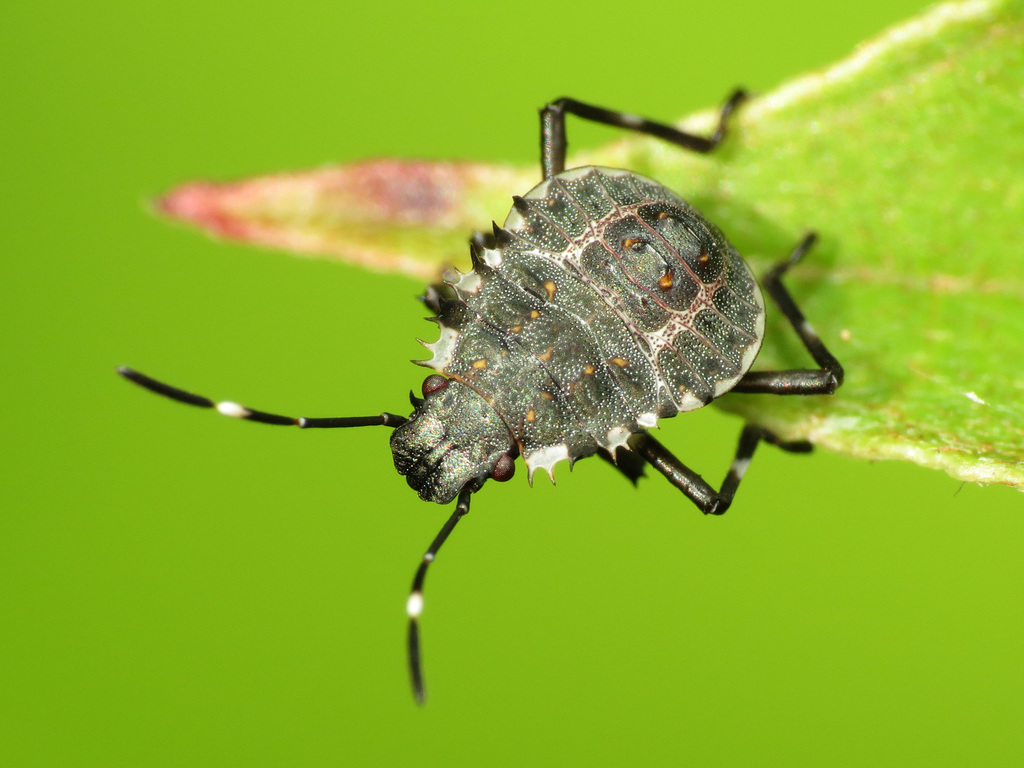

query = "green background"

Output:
[[4, 1, 1022, 765]]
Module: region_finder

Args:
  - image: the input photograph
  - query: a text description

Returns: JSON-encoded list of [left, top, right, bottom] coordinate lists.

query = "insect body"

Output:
[[120, 91, 844, 704], [394, 166, 765, 505]]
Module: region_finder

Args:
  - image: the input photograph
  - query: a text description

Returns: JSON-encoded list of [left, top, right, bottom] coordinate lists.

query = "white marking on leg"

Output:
[[799, 319, 819, 339], [217, 401, 249, 418], [406, 591, 424, 618], [731, 456, 751, 479]]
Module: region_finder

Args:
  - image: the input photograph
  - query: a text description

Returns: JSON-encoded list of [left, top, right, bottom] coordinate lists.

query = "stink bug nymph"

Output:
[[120, 91, 844, 704]]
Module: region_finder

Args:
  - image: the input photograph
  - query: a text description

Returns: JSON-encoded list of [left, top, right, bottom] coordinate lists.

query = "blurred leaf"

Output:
[[159, 0, 1024, 489], [160, 160, 529, 280]]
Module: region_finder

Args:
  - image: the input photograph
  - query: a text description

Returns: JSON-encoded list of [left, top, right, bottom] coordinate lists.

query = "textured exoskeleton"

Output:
[[391, 167, 764, 503]]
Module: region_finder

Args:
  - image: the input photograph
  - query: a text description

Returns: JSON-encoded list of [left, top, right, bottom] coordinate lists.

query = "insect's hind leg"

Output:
[[631, 427, 811, 516], [539, 88, 748, 179], [732, 233, 845, 396]]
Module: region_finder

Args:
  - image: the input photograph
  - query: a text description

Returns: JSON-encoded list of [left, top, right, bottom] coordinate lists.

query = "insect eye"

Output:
[[422, 374, 449, 397], [491, 453, 516, 482]]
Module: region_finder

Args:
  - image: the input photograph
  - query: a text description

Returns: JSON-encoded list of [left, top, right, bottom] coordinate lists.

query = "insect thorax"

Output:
[[392, 166, 764, 502]]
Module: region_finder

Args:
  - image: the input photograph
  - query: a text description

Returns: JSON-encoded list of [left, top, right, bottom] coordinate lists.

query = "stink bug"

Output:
[[120, 91, 843, 703]]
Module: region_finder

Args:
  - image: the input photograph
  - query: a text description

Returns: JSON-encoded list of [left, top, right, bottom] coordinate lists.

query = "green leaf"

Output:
[[158, 0, 1024, 489]]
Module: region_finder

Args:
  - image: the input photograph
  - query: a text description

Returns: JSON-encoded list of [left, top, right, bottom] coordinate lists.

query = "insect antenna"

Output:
[[117, 367, 407, 429], [406, 482, 476, 705]]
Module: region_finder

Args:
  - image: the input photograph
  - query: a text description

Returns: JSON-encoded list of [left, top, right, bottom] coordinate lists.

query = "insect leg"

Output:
[[631, 427, 810, 516], [407, 484, 474, 705], [597, 446, 648, 485], [117, 367, 406, 428], [732, 233, 845, 396], [539, 89, 748, 179]]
